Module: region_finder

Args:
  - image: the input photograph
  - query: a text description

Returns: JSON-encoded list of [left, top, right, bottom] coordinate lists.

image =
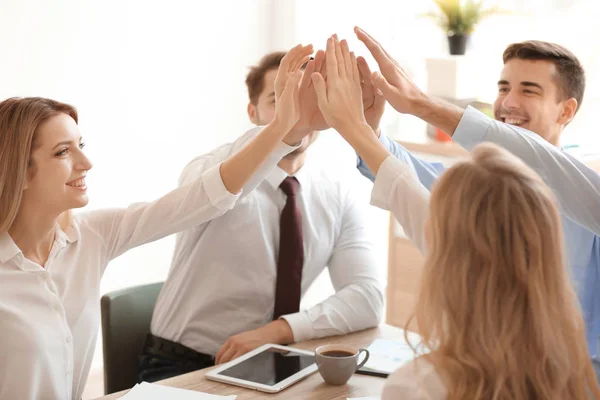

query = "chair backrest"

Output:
[[100, 282, 163, 394]]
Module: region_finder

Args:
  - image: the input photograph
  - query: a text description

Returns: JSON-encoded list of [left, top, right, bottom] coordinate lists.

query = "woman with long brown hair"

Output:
[[0, 44, 313, 400], [312, 34, 600, 399]]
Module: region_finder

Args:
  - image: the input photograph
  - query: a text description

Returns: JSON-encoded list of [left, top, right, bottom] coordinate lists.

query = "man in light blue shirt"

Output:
[[355, 32, 600, 366]]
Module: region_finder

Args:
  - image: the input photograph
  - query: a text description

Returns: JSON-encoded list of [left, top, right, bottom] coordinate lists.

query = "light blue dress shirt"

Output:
[[358, 106, 600, 358]]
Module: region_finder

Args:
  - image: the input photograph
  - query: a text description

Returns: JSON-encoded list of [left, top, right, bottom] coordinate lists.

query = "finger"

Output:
[[311, 72, 328, 106], [354, 26, 395, 60], [290, 69, 303, 88], [357, 56, 373, 84], [313, 50, 326, 75], [325, 36, 338, 82], [230, 351, 245, 362], [279, 44, 302, 71], [373, 86, 386, 109], [354, 27, 399, 81], [334, 36, 345, 78], [292, 54, 312, 73], [282, 70, 303, 98], [285, 44, 313, 73], [218, 345, 238, 365], [215, 342, 231, 364], [350, 52, 360, 84], [372, 71, 396, 99], [340, 40, 356, 80], [299, 59, 316, 91], [295, 44, 314, 71]]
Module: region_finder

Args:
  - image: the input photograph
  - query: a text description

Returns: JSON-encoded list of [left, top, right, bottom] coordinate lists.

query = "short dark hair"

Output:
[[245, 51, 286, 105], [503, 41, 585, 111]]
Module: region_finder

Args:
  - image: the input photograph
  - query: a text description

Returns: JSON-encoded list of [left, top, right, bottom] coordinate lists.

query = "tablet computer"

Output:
[[205, 344, 317, 393]]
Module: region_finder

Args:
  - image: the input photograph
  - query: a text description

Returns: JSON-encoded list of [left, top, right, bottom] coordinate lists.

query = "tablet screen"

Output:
[[218, 346, 315, 386]]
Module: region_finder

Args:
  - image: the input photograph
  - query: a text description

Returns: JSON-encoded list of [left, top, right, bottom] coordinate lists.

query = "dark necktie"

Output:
[[273, 176, 304, 320]]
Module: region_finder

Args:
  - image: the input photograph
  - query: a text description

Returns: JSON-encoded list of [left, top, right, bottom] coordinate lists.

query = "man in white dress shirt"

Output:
[[137, 51, 385, 382]]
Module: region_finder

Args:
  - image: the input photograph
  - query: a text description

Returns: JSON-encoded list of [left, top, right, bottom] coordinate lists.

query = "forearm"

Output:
[[282, 279, 383, 342], [342, 123, 391, 176], [220, 119, 291, 194], [262, 319, 295, 344], [413, 96, 464, 138], [357, 131, 445, 189]]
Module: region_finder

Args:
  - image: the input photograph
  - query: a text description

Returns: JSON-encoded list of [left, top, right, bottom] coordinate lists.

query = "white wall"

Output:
[[0, 0, 282, 371], [0, 0, 278, 287]]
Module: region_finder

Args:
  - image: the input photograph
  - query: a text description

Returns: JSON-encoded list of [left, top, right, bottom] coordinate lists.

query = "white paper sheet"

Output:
[[119, 382, 237, 400], [361, 330, 429, 375]]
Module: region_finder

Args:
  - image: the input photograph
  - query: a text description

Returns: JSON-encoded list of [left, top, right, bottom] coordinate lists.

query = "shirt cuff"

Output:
[[203, 163, 240, 211], [453, 106, 494, 151], [275, 139, 300, 159], [280, 312, 314, 343], [370, 156, 412, 211]]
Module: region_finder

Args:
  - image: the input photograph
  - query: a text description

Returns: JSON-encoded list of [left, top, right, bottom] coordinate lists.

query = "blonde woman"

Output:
[[312, 34, 600, 399], [0, 44, 314, 400]]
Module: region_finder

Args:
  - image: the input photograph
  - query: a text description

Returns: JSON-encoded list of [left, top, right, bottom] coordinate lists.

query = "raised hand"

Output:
[[311, 35, 369, 136], [357, 56, 386, 136], [354, 26, 426, 116], [294, 50, 330, 132], [273, 44, 314, 135]]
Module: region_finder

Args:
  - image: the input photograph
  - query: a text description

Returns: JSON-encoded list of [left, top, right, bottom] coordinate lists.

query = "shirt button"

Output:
[[55, 303, 62, 312], [65, 336, 72, 344]]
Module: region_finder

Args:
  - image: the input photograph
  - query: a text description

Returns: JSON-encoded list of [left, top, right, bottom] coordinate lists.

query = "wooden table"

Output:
[[94, 324, 402, 400]]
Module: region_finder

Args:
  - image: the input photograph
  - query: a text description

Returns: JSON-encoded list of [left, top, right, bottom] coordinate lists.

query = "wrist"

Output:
[[410, 92, 436, 120], [411, 94, 463, 137], [372, 126, 381, 138], [268, 319, 294, 344], [337, 120, 374, 140], [283, 124, 310, 146], [269, 117, 294, 140]]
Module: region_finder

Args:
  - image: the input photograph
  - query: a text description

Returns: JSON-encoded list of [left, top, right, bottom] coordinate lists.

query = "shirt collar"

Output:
[[264, 165, 311, 191], [0, 231, 23, 265], [0, 221, 79, 268], [57, 221, 79, 245]]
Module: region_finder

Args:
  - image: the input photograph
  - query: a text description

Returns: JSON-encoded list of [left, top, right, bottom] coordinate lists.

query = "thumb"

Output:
[[311, 72, 328, 105], [372, 71, 396, 98]]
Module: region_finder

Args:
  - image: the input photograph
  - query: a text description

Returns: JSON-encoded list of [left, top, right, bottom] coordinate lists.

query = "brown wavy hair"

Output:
[[408, 143, 599, 399], [0, 97, 77, 233]]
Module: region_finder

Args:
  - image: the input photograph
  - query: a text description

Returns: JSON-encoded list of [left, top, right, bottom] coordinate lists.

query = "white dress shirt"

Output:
[[0, 130, 295, 400], [151, 129, 383, 356], [382, 359, 447, 400]]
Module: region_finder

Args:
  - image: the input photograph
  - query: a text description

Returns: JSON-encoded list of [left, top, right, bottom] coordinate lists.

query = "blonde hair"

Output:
[[0, 97, 78, 233], [409, 143, 599, 399]]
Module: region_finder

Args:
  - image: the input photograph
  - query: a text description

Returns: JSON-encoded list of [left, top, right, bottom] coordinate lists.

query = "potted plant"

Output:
[[424, 0, 503, 55]]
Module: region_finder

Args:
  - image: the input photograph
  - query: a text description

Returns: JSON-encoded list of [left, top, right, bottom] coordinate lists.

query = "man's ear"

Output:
[[247, 103, 258, 125], [558, 97, 578, 125]]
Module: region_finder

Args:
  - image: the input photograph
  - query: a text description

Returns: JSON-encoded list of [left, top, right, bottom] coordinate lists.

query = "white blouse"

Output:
[[370, 155, 447, 399], [382, 359, 447, 400], [0, 132, 294, 400]]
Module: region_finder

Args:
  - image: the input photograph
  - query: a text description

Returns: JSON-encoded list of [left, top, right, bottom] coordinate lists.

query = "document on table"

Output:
[[360, 330, 429, 375], [119, 382, 237, 399]]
